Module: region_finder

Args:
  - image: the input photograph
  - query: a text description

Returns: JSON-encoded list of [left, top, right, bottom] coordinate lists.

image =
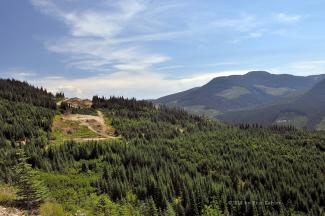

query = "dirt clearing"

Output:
[[63, 111, 115, 138], [51, 111, 118, 144]]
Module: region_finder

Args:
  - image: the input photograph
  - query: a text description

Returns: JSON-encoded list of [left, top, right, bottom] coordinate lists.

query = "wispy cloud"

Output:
[[211, 14, 259, 32], [271, 60, 325, 76], [207, 14, 268, 44], [27, 1, 310, 99], [30, 0, 250, 98], [31, 0, 146, 38], [274, 13, 302, 24], [210, 12, 304, 44], [228, 30, 266, 44], [31, 1, 306, 71], [0, 68, 37, 80], [31, 0, 184, 72], [157, 62, 240, 71]]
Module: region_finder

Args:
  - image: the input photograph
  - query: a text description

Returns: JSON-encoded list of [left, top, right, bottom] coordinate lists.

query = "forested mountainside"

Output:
[[220, 78, 325, 129], [0, 79, 56, 109], [155, 71, 325, 118], [0, 79, 324, 216], [0, 79, 55, 146]]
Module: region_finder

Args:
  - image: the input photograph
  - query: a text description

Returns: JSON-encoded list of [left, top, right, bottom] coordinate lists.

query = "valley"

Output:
[[0, 79, 324, 216], [156, 71, 325, 130]]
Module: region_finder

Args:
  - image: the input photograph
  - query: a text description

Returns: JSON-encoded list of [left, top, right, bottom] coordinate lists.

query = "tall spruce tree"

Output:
[[14, 149, 48, 207]]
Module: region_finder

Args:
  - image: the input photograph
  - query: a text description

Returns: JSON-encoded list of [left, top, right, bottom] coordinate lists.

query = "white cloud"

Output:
[[28, 1, 310, 99], [271, 60, 325, 76], [248, 32, 263, 38], [157, 62, 240, 71], [26, 69, 248, 99], [0, 68, 37, 80], [31, 0, 180, 72], [275, 13, 302, 24], [212, 14, 259, 32], [210, 12, 303, 44], [209, 14, 269, 44], [228, 30, 266, 44], [5, 62, 324, 100]]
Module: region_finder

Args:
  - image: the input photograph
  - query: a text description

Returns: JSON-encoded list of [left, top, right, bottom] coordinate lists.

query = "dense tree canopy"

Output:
[[0, 79, 56, 109], [0, 81, 324, 215]]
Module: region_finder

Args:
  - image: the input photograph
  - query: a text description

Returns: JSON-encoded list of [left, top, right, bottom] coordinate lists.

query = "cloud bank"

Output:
[[18, 69, 247, 99]]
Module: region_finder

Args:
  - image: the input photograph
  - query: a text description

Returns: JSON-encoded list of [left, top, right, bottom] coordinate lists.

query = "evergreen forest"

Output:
[[0, 79, 324, 216]]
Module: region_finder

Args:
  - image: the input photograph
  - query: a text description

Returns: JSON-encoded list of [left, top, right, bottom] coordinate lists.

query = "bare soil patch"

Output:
[[0, 206, 35, 216], [63, 111, 114, 137]]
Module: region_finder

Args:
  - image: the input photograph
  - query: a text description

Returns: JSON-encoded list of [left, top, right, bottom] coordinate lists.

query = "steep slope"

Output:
[[0, 79, 56, 145], [156, 71, 325, 117], [0, 79, 56, 109], [220, 78, 325, 129]]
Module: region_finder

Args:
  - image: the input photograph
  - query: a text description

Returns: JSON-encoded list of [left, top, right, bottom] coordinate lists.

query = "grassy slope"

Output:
[[50, 110, 118, 145], [50, 114, 99, 145]]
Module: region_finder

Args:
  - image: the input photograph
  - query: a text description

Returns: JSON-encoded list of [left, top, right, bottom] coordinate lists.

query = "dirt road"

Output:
[[62, 110, 117, 141]]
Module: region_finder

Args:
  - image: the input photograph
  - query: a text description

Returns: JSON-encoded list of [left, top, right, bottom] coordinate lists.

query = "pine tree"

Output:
[[202, 204, 224, 216], [13, 149, 48, 207], [201, 200, 224, 216], [147, 197, 158, 216], [164, 202, 176, 216]]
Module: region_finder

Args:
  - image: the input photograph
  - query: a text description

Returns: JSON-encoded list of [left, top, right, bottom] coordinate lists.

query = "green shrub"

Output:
[[0, 184, 17, 204], [39, 202, 67, 216]]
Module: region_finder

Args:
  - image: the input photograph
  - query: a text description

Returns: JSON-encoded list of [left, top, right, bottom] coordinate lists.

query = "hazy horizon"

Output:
[[3, 70, 325, 100], [1, 0, 325, 99]]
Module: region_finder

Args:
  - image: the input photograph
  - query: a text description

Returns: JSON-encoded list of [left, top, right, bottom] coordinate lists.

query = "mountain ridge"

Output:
[[219, 78, 325, 129], [155, 71, 325, 118]]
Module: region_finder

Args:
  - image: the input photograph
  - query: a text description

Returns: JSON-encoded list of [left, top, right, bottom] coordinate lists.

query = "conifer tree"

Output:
[[164, 202, 176, 216], [147, 197, 158, 216], [13, 149, 48, 207], [202, 203, 224, 216]]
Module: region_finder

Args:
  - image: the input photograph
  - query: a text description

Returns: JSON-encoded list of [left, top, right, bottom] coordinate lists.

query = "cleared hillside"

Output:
[[51, 110, 118, 145]]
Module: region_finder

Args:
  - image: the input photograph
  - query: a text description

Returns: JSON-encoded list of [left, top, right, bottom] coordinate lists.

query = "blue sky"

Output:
[[1, 0, 325, 98]]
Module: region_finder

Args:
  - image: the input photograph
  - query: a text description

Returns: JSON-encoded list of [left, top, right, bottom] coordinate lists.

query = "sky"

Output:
[[1, 0, 325, 99]]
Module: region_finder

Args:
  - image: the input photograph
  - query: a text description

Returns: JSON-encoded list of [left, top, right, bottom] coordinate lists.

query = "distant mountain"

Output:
[[156, 71, 325, 118], [220, 78, 325, 129]]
